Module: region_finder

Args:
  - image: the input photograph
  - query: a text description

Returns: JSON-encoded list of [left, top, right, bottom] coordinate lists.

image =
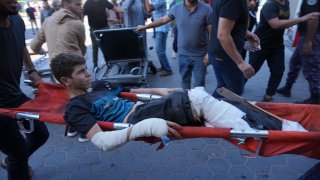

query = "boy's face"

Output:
[[67, 64, 92, 91]]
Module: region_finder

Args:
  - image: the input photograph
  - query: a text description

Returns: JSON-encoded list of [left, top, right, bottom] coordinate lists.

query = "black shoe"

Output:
[[295, 97, 320, 105], [261, 95, 273, 102], [277, 86, 291, 97]]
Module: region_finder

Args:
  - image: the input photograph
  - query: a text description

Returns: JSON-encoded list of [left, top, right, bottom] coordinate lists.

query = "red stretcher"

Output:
[[0, 82, 319, 159]]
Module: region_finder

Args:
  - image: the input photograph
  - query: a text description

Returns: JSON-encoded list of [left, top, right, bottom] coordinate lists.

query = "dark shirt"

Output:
[[0, 15, 26, 106], [83, 0, 114, 29], [254, 0, 290, 48], [298, 0, 320, 36], [26, 7, 36, 20], [208, 0, 248, 59], [64, 80, 131, 135]]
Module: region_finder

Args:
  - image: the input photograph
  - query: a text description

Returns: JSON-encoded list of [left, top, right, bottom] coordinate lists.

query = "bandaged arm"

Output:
[[91, 118, 169, 151]]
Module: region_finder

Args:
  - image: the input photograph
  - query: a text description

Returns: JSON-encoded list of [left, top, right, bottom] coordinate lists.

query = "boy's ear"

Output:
[[60, 77, 71, 86]]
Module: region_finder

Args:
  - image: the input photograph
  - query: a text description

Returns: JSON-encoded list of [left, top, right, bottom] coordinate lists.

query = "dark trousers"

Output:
[[249, 47, 285, 96], [0, 94, 49, 179]]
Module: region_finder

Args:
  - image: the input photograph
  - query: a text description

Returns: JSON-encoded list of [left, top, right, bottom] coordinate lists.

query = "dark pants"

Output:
[[90, 26, 109, 68], [249, 47, 285, 96], [0, 94, 49, 179], [172, 27, 178, 53]]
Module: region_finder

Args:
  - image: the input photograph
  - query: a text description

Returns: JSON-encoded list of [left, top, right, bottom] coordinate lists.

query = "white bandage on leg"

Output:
[[188, 87, 253, 131], [91, 118, 168, 151]]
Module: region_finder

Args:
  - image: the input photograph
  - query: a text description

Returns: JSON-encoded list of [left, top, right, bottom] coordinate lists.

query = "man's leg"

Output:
[[179, 54, 192, 89], [265, 48, 285, 98], [25, 121, 49, 156], [90, 28, 99, 68], [155, 31, 172, 75], [191, 56, 206, 88], [277, 44, 302, 97], [0, 118, 30, 179]]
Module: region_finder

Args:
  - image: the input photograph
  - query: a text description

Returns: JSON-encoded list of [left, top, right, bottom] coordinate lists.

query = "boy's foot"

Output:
[[67, 127, 78, 137]]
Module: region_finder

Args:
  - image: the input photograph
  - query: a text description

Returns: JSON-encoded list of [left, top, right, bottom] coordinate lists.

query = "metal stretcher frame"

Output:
[[93, 28, 149, 85], [0, 82, 320, 159]]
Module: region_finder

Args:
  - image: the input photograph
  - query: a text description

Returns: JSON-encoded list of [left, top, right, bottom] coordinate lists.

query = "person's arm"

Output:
[[302, 16, 319, 55], [144, 0, 155, 13], [268, 12, 320, 30], [30, 26, 46, 53], [130, 87, 181, 96], [23, 48, 43, 86], [204, 24, 212, 65], [136, 15, 171, 31], [217, 18, 255, 79], [77, 22, 87, 55]]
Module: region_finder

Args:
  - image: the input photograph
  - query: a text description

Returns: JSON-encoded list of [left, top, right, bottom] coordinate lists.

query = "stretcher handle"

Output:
[[15, 112, 39, 133]]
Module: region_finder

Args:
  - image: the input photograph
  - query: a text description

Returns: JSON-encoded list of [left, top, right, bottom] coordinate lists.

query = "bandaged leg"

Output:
[[188, 87, 254, 131], [91, 118, 168, 151]]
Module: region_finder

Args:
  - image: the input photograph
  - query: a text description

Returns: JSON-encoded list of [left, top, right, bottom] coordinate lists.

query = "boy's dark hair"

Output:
[[50, 53, 86, 83]]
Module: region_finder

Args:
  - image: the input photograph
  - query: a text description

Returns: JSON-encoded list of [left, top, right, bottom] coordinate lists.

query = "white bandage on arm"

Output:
[[91, 118, 169, 151]]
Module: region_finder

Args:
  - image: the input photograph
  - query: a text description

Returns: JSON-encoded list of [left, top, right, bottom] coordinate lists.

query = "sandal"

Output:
[[1, 158, 34, 177]]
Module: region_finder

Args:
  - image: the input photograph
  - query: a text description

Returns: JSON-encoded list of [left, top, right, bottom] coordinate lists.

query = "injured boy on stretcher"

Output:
[[51, 53, 307, 151]]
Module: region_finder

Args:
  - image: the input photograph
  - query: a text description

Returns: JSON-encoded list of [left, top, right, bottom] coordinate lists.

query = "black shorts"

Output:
[[127, 91, 202, 126]]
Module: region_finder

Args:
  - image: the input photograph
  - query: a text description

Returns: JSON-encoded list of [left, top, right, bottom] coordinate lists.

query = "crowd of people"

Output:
[[0, 0, 319, 179]]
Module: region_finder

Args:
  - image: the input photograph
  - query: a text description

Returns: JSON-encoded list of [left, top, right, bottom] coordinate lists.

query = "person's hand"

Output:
[[165, 121, 182, 138], [203, 53, 210, 66], [28, 72, 43, 87], [246, 31, 260, 49], [301, 12, 320, 22], [302, 41, 313, 55], [136, 25, 146, 31], [155, 88, 182, 96], [237, 61, 255, 79]]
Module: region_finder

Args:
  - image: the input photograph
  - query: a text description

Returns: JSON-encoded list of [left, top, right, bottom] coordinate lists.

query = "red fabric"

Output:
[[292, 31, 300, 47], [0, 83, 319, 159]]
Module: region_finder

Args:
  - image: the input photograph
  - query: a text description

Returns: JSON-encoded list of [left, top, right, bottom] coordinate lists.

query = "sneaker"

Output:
[[277, 86, 291, 97], [159, 70, 173, 76], [261, 95, 273, 102], [78, 134, 89, 143], [67, 127, 78, 137]]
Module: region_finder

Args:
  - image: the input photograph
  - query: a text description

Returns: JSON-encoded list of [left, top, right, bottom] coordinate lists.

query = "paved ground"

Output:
[[0, 15, 318, 179]]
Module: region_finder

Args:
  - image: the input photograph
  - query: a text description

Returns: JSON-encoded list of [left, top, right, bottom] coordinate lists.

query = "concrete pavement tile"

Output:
[[203, 144, 226, 158], [224, 150, 248, 165], [286, 156, 319, 174], [49, 173, 70, 180], [149, 150, 173, 164], [269, 165, 300, 179], [44, 152, 66, 166], [168, 143, 188, 157], [128, 157, 151, 173], [127, 173, 148, 180], [147, 164, 172, 179], [56, 158, 79, 173], [211, 174, 235, 180], [184, 139, 206, 151], [219, 140, 238, 150], [169, 173, 191, 180], [112, 150, 134, 164], [188, 165, 213, 179], [70, 166, 92, 180], [186, 150, 209, 165], [108, 165, 130, 179], [78, 152, 99, 166], [229, 165, 255, 179], [33, 166, 57, 179], [207, 158, 231, 173], [168, 157, 191, 173], [201, 138, 220, 144], [85, 174, 108, 180], [66, 145, 87, 159], [246, 157, 271, 174]]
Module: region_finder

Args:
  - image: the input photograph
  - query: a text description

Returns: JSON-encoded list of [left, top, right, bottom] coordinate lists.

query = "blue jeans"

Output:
[[155, 32, 172, 71], [209, 54, 245, 98], [179, 54, 206, 89]]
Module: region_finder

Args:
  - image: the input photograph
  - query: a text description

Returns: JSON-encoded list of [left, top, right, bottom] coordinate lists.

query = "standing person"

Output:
[[52, 0, 62, 12], [83, 0, 123, 69], [248, 0, 319, 102], [208, 0, 258, 98], [25, 2, 38, 34], [107, 0, 122, 29], [0, 0, 49, 179], [137, 0, 213, 88], [30, 0, 86, 59], [292, 0, 319, 104], [40, 0, 54, 24], [144, 0, 173, 76], [122, 0, 145, 28]]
